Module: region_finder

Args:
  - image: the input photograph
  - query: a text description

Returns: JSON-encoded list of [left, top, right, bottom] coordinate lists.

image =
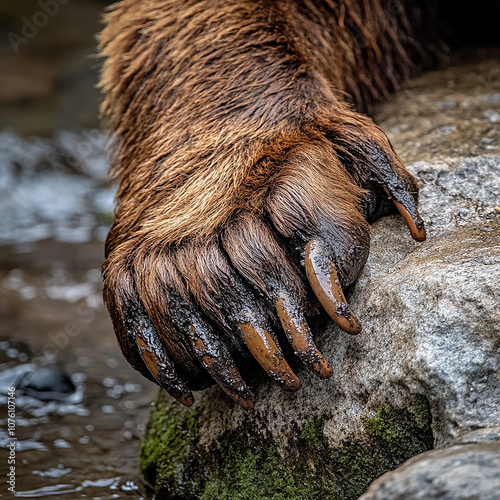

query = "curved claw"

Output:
[[135, 333, 194, 407], [383, 188, 426, 242], [188, 322, 255, 409], [304, 240, 362, 334], [276, 293, 332, 379], [238, 323, 301, 392], [393, 200, 426, 242]]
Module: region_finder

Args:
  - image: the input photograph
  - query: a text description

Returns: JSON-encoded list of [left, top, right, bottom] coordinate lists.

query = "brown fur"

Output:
[[99, 0, 434, 393]]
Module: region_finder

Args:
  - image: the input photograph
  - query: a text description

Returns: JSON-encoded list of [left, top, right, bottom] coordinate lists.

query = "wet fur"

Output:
[[99, 0, 437, 391]]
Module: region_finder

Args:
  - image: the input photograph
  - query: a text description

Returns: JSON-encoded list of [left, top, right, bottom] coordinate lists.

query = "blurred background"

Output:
[[0, 1, 156, 498]]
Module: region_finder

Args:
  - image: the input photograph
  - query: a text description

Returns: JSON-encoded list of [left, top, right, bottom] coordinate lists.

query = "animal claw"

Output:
[[304, 240, 362, 334], [276, 294, 333, 379], [239, 323, 301, 392], [383, 187, 426, 242], [188, 323, 255, 409], [135, 334, 194, 407], [393, 200, 426, 242]]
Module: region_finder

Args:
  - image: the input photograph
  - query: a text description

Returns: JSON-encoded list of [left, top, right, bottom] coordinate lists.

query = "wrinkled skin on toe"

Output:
[[100, 0, 428, 408]]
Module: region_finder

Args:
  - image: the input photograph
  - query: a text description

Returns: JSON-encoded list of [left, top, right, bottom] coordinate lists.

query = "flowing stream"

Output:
[[1, 2, 159, 496], [0, 129, 157, 499]]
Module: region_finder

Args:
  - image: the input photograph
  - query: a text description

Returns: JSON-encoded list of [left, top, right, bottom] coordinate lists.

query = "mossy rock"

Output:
[[140, 391, 432, 500]]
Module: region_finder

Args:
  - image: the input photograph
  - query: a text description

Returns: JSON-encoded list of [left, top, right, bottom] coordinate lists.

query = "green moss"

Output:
[[413, 396, 433, 431], [143, 394, 433, 500], [300, 418, 325, 452], [327, 401, 433, 498], [202, 432, 319, 500], [364, 406, 413, 453], [140, 391, 202, 496], [363, 402, 433, 456], [330, 440, 388, 499]]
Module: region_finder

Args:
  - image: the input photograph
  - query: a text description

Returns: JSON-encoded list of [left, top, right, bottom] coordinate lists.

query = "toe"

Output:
[[238, 321, 301, 392], [330, 114, 426, 242], [169, 298, 256, 408], [304, 239, 362, 334], [127, 309, 194, 406], [102, 263, 195, 406], [189, 321, 256, 408], [276, 292, 333, 378], [223, 212, 332, 379]]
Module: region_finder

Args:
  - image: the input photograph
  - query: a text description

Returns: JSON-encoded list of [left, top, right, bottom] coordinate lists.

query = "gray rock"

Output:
[[141, 57, 500, 499], [359, 432, 500, 500], [450, 426, 500, 446], [360, 428, 500, 499]]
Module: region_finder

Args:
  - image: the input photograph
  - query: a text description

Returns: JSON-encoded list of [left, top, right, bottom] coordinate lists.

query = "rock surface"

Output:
[[359, 428, 500, 500], [141, 56, 500, 499]]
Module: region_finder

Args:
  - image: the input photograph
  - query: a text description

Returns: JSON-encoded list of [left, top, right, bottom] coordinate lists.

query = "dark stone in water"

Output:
[[18, 368, 76, 401], [0, 364, 77, 402]]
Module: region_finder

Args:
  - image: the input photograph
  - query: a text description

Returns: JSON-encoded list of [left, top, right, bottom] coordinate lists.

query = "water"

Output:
[[0, 130, 157, 499], [0, 2, 160, 494]]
